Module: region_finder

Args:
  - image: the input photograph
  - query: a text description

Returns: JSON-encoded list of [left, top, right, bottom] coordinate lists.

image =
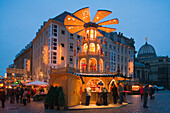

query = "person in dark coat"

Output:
[[111, 84, 118, 104], [96, 86, 102, 106], [9, 87, 15, 104], [0, 88, 6, 108], [102, 86, 108, 105], [20, 87, 24, 103], [149, 87, 154, 99], [143, 85, 149, 108], [15, 87, 20, 103]]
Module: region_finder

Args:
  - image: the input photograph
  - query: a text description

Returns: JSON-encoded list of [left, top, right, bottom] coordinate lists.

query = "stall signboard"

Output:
[[6, 68, 27, 74], [132, 85, 140, 91]]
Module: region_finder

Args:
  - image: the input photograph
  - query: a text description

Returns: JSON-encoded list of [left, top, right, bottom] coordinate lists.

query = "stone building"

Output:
[[135, 38, 170, 89], [14, 10, 135, 82], [13, 42, 32, 79]]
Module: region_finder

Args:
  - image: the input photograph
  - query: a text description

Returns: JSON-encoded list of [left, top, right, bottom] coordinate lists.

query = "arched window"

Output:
[[97, 44, 100, 52], [83, 43, 88, 52], [89, 43, 95, 52]]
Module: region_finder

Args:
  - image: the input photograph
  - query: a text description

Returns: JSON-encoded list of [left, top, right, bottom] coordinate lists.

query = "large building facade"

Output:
[[13, 11, 135, 82], [135, 39, 170, 89]]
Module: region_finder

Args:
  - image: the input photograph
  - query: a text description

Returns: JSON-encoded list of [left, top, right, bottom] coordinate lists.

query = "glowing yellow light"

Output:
[[97, 44, 100, 52], [83, 43, 88, 52], [89, 43, 95, 52], [129, 62, 134, 74]]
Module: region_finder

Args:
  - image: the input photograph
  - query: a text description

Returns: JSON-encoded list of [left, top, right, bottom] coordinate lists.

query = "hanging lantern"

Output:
[[74, 48, 77, 56], [77, 39, 80, 46], [103, 37, 106, 44]]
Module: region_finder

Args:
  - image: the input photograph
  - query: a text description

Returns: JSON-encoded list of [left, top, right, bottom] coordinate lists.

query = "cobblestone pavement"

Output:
[[0, 90, 170, 113]]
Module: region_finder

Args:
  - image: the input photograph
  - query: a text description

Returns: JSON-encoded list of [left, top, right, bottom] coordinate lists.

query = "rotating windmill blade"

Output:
[[64, 7, 119, 37]]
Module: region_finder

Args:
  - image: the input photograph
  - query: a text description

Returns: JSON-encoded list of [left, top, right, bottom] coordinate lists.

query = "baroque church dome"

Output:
[[137, 38, 157, 59]]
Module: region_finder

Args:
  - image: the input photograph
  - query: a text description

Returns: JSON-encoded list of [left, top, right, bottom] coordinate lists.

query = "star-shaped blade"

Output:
[[98, 18, 119, 25], [64, 15, 85, 26], [73, 7, 91, 23], [66, 25, 84, 34], [93, 10, 112, 23]]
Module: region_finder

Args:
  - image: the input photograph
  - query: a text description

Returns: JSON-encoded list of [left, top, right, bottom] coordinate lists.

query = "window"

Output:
[[53, 39, 57, 42], [105, 52, 107, 57], [118, 55, 120, 62], [69, 56, 73, 64], [53, 24, 57, 37], [121, 47, 123, 53], [117, 46, 119, 52], [77, 47, 80, 53], [53, 61, 56, 64], [61, 43, 64, 47], [77, 35, 80, 39], [53, 56, 56, 59], [121, 56, 123, 63], [54, 25, 57, 28], [114, 46, 116, 50], [109, 45, 112, 49], [70, 33, 73, 39], [125, 48, 127, 54], [61, 56, 64, 60], [53, 43, 57, 46], [104, 62, 107, 70], [53, 47, 57, 50], [70, 43, 73, 51], [121, 65, 123, 73], [53, 52, 56, 55], [105, 43, 107, 49], [89, 43, 95, 52], [125, 57, 127, 63], [61, 30, 65, 35]]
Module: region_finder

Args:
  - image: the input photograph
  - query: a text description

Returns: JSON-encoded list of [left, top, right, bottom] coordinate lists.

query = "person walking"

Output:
[[27, 88, 31, 103], [15, 87, 20, 103], [149, 86, 154, 99], [9, 87, 15, 104], [23, 88, 28, 106], [140, 86, 144, 100], [0, 88, 6, 108], [111, 84, 118, 104], [85, 85, 91, 106], [102, 86, 108, 105], [143, 84, 149, 108], [20, 87, 24, 103], [117, 83, 123, 104]]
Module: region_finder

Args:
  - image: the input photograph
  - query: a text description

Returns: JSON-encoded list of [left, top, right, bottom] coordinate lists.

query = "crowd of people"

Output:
[[139, 85, 156, 108], [0, 86, 41, 108], [85, 83, 128, 106]]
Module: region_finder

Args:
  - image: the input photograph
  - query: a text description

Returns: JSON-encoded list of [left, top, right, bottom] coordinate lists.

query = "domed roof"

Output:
[[137, 42, 156, 59]]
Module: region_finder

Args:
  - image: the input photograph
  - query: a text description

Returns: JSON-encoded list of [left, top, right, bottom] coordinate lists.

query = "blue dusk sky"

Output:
[[0, 0, 170, 76]]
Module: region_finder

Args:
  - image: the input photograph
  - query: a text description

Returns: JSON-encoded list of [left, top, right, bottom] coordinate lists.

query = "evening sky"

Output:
[[0, 0, 170, 76]]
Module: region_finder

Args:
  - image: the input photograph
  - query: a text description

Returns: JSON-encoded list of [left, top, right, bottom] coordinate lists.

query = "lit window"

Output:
[[83, 43, 88, 52], [90, 29, 93, 40], [89, 43, 95, 52], [97, 44, 100, 52]]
